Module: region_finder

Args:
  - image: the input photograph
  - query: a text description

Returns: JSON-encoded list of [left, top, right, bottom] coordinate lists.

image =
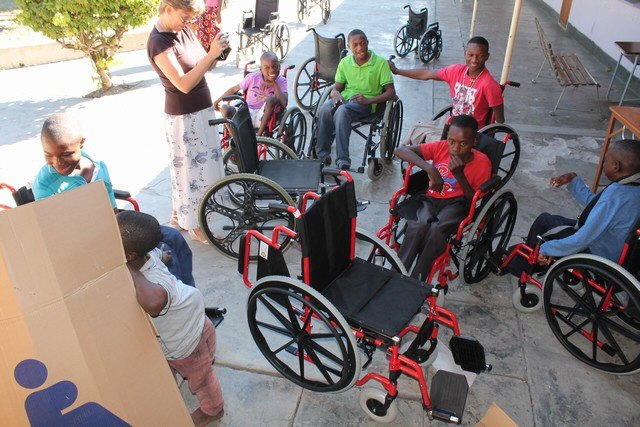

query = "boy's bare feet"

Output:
[[191, 408, 224, 427]]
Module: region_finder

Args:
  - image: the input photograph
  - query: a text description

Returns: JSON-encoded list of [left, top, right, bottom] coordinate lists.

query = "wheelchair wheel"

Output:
[[277, 108, 308, 158], [418, 30, 439, 64], [199, 173, 296, 259], [270, 24, 290, 60], [321, 0, 331, 24], [247, 276, 361, 392], [543, 254, 640, 375], [393, 25, 414, 57], [355, 228, 408, 275], [512, 283, 543, 313], [432, 105, 453, 122], [294, 58, 333, 112], [359, 387, 398, 423], [222, 137, 297, 175], [297, 0, 306, 22], [478, 123, 520, 189], [461, 190, 517, 284], [380, 100, 403, 164], [367, 158, 384, 181]]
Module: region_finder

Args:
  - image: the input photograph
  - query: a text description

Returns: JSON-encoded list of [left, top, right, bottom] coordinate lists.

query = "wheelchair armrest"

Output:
[[478, 176, 501, 194], [113, 189, 131, 199], [209, 118, 234, 128], [269, 12, 279, 21], [223, 94, 245, 103]]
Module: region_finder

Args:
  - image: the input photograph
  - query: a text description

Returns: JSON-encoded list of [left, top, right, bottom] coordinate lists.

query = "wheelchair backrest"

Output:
[[621, 217, 640, 279], [314, 31, 346, 82], [407, 6, 428, 39], [231, 105, 260, 174], [254, 0, 279, 29], [476, 132, 506, 177], [298, 180, 358, 293]]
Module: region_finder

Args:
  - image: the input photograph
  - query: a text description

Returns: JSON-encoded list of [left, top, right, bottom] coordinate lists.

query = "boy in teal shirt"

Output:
[[315, 29, 396, 170]]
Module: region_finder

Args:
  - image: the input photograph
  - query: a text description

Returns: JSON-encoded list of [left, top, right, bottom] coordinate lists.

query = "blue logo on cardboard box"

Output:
[[14, 359, 131, 426]]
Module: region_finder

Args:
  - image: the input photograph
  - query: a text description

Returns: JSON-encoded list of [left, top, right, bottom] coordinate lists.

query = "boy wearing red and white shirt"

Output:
[[394, 114, 492, 280], [389, 36, 504, 127]]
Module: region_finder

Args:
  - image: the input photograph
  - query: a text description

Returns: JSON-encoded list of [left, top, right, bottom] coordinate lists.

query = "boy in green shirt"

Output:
[[315, 29, 396, 170]]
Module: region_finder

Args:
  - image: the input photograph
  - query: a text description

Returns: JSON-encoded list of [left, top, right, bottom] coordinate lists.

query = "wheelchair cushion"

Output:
[[476, 132, 505, 176], [322, 257, 429, 337], [257, 160, 322, 194], [297, 180, 358, 293]]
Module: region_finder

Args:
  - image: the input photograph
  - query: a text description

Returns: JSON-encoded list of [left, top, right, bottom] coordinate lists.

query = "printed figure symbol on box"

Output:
[[14, 359, 131, 427]]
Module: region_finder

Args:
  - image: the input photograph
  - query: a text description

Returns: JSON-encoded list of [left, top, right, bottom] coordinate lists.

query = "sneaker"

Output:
[[322, 156, 331, 165], [336, 160, 350, 170]]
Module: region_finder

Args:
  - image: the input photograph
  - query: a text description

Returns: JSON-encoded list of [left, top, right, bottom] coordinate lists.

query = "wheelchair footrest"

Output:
[[449, 336, 491, 374], [429, 370, 468, 424]]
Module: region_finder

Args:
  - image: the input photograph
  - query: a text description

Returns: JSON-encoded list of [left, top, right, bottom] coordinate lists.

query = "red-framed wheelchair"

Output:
[[293, 28, 346, 112], [238, 169, 491, 423]]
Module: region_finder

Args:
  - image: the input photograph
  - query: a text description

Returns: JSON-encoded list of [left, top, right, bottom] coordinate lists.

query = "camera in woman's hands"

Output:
[[217, 33, 231, 61]]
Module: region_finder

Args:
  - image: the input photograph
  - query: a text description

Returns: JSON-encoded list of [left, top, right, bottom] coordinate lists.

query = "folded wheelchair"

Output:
[[293, 28, 346, 112], [237, 0, 289, 65], [306, 83, 403, 181], [201, 104, 323, 259], [296, 0, 331, 25], [218, 63, 307, 158], [393, 5, 442, 64], [238, 170, 491, 423], [377, 125, 521, 291]]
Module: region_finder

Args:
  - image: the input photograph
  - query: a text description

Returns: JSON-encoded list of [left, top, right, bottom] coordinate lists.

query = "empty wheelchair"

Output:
[[237, 0, 290, 65], [293, 28, 346, 112], [296, 0, 331, 24], [394, 5, 442, 64], [377, 125, 520, 290], [306, 84, 404, 180], [218, 62, 307, 157], [239, 170, 491, 423], [200, 104, 323, 259]]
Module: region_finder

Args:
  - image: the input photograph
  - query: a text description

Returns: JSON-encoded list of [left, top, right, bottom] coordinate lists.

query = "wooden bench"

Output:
[[532, 17, 601, 115]]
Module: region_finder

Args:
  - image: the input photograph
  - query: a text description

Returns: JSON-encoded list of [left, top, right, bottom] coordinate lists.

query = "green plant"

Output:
[[16, 0, 159, 91]]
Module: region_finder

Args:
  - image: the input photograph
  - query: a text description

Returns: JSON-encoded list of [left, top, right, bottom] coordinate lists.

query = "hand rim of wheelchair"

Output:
[[460, 190, 518, 285], [270, 23, 290, 60], [355, 228, 408, 275], [478, 123, 521, 190], [222, 137, 298, 176], [198, 173, 296, 260], [393, 25, 415, 57], [275, 108, 308, 158], [380, 99, 403, 164], [359, 387, 399, 423], [542, 253, 640, 375], [418, 29, 440, 64], [294, 57, 334, 112], [247, 276, 362, 392]]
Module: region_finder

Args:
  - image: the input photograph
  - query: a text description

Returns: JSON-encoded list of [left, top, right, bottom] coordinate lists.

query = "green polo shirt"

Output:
[[335, 50, 394, 109]]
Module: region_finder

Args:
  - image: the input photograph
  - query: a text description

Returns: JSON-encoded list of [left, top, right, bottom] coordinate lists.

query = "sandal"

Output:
[[188, 228, 209, 244]]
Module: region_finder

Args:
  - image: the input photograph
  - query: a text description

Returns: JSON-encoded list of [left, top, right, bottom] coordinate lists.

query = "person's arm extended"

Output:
[[153, 32, 225, 94], [214, 84, 241, 110], [388, 60, 441, 81], [395, 145, 444, 192], [492, 103, 505, 123], [127, 264, 168, 317]]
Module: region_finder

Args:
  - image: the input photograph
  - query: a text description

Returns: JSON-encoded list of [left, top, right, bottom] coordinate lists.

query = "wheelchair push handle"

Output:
[[504, 81, 521, 88]]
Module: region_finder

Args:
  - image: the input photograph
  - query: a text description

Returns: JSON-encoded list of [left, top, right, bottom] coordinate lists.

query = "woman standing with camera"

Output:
[[147, 0, 229, 243]]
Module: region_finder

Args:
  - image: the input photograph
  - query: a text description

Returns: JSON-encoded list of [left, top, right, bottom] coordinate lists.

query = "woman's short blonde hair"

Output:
[[159, 0, 205, 15]]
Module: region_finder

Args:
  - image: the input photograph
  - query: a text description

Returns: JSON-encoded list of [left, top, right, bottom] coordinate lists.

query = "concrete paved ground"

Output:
[[1, 0, 639, 425]]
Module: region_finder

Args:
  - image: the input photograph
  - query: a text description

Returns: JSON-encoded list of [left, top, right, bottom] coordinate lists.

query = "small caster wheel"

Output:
[[367, 158, 384, 181], [512, 283, 542, 313], [359, 388, 398, 423]]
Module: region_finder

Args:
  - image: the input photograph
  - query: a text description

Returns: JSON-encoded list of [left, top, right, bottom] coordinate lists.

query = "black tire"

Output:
[[355, 229, 407, 275], [366, 159, 384, 181], [461, 190, 517, 284], [270, 24, 290, 60], [543, 254, 640, 375], [248, 277, 361, 392], [321, 0, 331, 24], [277, 109, 308, 158], [418, 30, 439, 64], [199, 174, 296, 259], [478, 123, 521, 189], [294, 58, 335, 112], [394, 25, 414, 57], [381, 100, 403, 163], [297, 0, 306, 22], [308, 85, 333, 157]]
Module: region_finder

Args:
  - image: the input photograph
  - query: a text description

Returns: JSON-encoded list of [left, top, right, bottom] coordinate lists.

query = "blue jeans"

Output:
[[315, 100, 372, 165], [159, 226, 195, 287]]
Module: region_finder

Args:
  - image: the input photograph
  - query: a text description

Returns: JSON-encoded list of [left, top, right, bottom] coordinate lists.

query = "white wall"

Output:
[[542, 0, 640, 79]]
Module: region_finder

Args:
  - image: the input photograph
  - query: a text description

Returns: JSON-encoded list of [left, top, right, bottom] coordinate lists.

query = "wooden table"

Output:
[[592, 105, 640, 192], [605, 41, 640, 105]]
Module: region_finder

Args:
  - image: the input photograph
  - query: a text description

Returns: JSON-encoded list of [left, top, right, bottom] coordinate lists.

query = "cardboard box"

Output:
[[0, 182, 192, 426], [475, 402, 518, 427]]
